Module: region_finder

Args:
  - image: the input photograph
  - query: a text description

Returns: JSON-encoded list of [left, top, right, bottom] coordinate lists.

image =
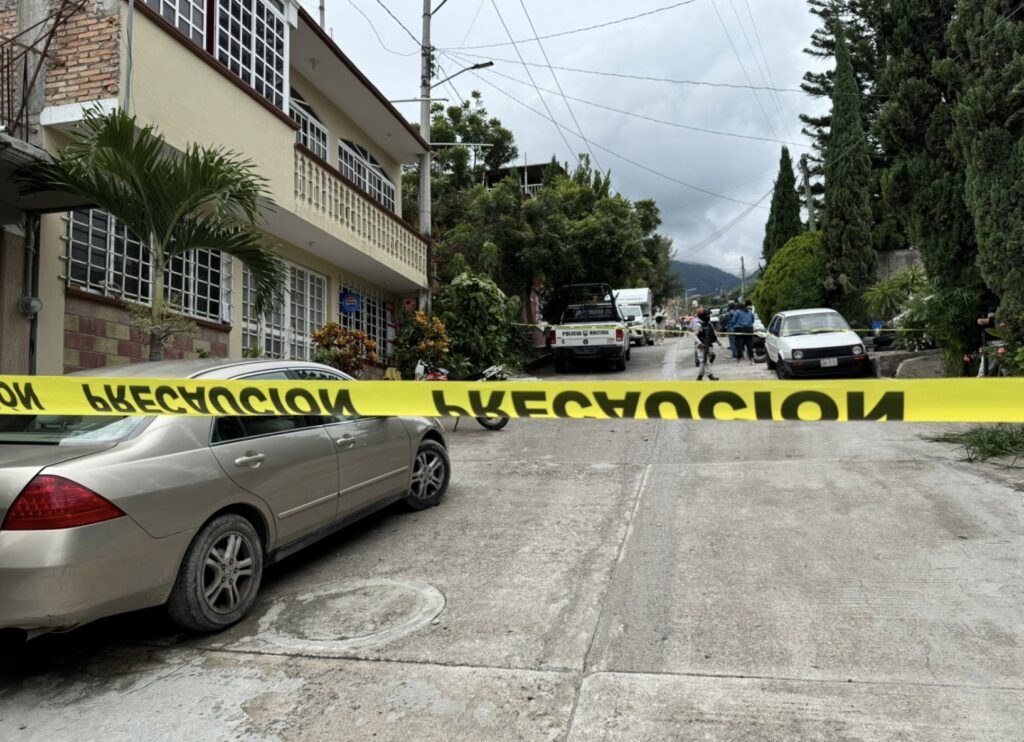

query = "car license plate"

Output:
[[821, 357, 838, 368]]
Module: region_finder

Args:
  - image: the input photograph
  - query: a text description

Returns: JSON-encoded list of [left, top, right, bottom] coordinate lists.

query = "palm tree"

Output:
[[17, 108, 285, 360]]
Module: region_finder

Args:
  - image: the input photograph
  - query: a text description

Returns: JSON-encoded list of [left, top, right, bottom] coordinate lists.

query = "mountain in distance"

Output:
[[670, 260, 746, 297]]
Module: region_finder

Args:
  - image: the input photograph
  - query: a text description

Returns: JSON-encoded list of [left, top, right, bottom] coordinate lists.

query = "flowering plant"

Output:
[[310, 322, 378, 377], [395, 310, 451, 378]]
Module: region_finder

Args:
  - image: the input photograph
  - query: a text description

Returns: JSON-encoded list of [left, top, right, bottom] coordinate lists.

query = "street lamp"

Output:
[[431, 61, 494, 89]]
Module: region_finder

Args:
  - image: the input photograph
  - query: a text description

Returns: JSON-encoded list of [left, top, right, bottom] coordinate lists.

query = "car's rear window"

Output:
[[562, 304, 619, 323], [0, 415, 142, 445]]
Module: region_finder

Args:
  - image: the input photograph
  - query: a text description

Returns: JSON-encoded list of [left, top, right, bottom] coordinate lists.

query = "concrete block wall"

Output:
[[63, 292, 229, 373]]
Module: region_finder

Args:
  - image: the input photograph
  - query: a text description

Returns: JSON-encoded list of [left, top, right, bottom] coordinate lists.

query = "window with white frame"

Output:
[[339, 139, 396, 212], [290, 90, 329, 160], [242, 263, 326, 360], [65, 209, 229, 324], [339, 282, 388, 358], [215, 0, 288, 110], [146, 0, 207, 45]]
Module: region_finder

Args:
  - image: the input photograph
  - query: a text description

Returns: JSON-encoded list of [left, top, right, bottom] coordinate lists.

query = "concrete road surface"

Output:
[[1, 338, 1022, 740]]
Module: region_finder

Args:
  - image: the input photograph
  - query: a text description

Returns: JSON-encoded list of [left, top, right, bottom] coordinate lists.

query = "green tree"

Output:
[[874, 0, 985, 364], [822, 23, 876, 316], [751, 231, 827, 321], [800, 0, 904, 250], [18, 109, 284, 360], [403, 92, 518, 235], [762, 147, 803, 265], [434, 272, 522, 371], [947, 0, 1024, 339]]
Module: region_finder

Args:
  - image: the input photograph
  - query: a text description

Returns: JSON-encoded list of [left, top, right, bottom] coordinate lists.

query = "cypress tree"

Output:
[[762, 147, 803, 265], [948, 0, 1024, 338], [874, 0, 984, 363], [822, 22, 875, 313]]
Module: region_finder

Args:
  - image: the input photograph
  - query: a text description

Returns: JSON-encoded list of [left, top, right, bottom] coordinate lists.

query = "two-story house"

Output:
[[2, 0, 429, 375]]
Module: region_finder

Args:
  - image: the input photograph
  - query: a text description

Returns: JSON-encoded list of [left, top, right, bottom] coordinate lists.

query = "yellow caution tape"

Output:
[[514, 323, 931, 336], [0, 376, 1021, 422]]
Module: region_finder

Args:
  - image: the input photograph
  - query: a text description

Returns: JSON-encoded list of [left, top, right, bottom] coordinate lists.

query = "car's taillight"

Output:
[[2, 475, 124, 531], [616, 328, 624, 342], [548, 329, 556, 345]]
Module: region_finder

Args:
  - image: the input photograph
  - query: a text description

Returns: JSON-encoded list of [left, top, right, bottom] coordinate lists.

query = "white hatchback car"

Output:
[[764, 308, 872, 378]]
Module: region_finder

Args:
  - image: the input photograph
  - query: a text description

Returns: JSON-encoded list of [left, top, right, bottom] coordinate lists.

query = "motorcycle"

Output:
[[414, 360, 512, 431]]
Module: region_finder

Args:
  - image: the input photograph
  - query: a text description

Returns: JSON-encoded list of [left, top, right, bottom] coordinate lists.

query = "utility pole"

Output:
[[419, 0, 433, 309], [800, 154, 817, 231], [740, 256, 746, 298]]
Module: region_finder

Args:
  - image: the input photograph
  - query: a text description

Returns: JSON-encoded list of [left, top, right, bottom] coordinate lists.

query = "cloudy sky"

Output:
[[304, 0, 830, 276]]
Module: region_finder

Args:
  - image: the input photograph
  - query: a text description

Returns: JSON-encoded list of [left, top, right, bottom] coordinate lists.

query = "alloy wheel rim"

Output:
[[410, 450, 446, 500], [202, 531, 255, 614]]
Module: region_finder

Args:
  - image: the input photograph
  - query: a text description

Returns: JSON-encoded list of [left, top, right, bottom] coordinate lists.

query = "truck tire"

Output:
[[626, 347, 631, 362], [615, 355, 627, 372], [554, 355, 568, 373]]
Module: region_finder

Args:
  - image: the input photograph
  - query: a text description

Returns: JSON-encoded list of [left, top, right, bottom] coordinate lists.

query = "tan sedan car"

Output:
[[0, 360, 450, 638]]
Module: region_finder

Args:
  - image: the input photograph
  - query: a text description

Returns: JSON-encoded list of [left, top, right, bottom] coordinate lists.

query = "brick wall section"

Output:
[[47, 0, 120, 108], [0, 7, 15, 40], [63, 293, 229, 373]]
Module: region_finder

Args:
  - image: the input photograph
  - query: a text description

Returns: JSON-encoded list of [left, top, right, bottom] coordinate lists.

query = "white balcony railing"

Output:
[[294, 146, 428, 280]]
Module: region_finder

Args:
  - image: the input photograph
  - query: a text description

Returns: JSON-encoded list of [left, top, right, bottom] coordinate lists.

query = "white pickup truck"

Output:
[[550, 301, 630, 373]]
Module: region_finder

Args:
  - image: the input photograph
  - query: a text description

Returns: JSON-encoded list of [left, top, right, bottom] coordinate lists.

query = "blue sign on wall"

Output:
[[340, 291, 361, 314]]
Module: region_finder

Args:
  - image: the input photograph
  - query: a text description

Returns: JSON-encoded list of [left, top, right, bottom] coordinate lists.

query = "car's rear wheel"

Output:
[[766, 354, 776, 370], [168, 514, 263, 633], [554, 355, 568, 374], [615, 355, 627, 371], [405, 440, 450, 510]]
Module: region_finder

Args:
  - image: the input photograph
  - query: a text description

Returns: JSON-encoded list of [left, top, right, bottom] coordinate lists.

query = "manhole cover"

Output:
[[254, 579, 445, 655]]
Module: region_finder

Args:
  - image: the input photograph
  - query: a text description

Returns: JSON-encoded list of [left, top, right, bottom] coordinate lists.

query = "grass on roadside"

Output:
[[926, 425, 1024, 466]]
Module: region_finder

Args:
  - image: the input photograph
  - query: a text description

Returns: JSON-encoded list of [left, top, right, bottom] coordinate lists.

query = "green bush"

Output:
[[750, 231, 826, 322], [434, 272, 522, 372]]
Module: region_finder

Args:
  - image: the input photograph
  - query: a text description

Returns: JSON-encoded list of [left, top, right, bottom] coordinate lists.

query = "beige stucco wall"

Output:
[[124, 11, 296, 205]]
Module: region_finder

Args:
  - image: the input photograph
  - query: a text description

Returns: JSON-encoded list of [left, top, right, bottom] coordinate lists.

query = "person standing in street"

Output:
[[722, 300, 737, 360], [689, 312, 703, 367], [695, 308, 720, 380], [732, 301, 756, 364]]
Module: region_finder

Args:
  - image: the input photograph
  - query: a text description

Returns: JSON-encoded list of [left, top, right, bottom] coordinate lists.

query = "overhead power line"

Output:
[[442, 0, 699, 51], [516, 0, 602, 171], [488, 0, 580, 166], [442, 53, 810, 148], [462, 68, 770, 209], [676, 189, 772, 259], [373, 0, 422, 47], [447, 51, 835, 94], [742, 0, 788, 132], [709, 0, 778, 139], [347, 0, 419, 56]]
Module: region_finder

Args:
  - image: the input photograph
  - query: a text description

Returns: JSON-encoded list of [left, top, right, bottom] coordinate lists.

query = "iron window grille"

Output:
[[290, 90, 329, 161], [338, 139, 396, 212], [65, 209, 230, 324], [145, 0, 207, 45], [214, 0, 288, 110], [242, 262, 326, 360], [339, 281, 387, 358]]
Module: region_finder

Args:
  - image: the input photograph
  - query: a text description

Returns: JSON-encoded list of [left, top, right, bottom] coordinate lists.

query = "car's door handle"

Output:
[[335, 435, 355, 449], [234, 452, 265, 467]]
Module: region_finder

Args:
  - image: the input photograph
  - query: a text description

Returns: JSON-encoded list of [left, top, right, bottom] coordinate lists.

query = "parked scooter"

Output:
[[414, 360, 511, 430]]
